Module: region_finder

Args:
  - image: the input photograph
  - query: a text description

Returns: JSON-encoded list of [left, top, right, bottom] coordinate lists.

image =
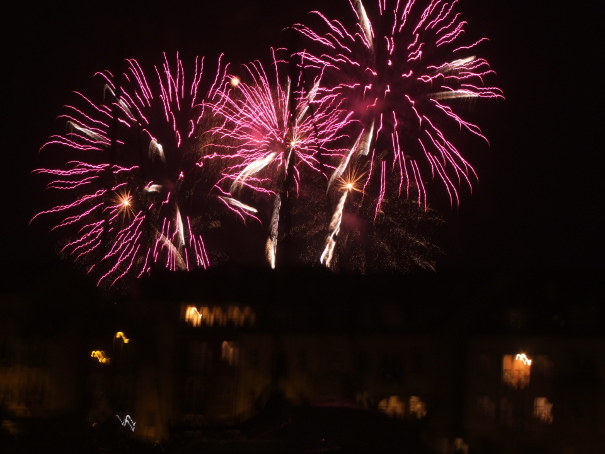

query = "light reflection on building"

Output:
[[502, 353, 532, 389], [221, 341, 239, 366], [378, 395, 405, 417], [515, 353, 532, 366], [115, 413, 136, 431], [183, 304, 256, 327], [377, 395, 427, 419], [453, 438, 469, 454], [409, 395, 427, 418], [90, 350, 110, 364], [115, 332, 130, 344], [2, 283, 604, 454], [534, 397, 553, 424]]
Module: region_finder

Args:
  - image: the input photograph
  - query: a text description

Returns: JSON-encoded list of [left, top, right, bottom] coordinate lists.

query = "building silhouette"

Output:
[[1, 267, 603, 453]]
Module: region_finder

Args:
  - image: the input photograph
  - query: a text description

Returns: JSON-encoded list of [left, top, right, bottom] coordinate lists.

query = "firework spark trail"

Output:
[[294, 0, 503, 211], [115, 414, 136, 432], [204, 49, 352, 267], [320, 165, 366, 267], [32, 53, 228, 286], [265, 195, 281, 268], [320, 190, 348, 267]]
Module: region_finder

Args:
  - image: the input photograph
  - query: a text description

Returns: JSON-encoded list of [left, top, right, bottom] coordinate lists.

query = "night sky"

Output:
[[4, 0, 602, 297]]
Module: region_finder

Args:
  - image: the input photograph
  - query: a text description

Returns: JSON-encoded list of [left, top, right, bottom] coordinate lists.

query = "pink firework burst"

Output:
[[32, 53, 229, 287], [203, 49, 351, 267], [294, 0, 504, 214]]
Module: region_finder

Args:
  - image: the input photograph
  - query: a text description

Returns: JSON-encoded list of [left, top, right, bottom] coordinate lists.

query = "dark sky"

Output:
[[4, 0, 602, 295]]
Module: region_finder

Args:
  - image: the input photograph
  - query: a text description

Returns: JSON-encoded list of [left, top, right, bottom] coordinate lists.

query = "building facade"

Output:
[[2, 272, 604, 453]]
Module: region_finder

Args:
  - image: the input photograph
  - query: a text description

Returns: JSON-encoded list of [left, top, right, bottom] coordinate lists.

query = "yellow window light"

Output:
[[91, 350, 110, 364], [115, 331, 130, 343]]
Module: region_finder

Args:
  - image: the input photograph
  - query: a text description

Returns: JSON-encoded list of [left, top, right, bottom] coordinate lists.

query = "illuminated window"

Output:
[[91, 350, 111, 364], [184, 305, 256, 327], [502, 354, 532, 389], [114, 332, 130, 344], [453, 438, 469, 454], [534, 397, 553, 424], [185, 306, 202, 327], [211, 307, 225, 326], [409, 396, 427, 419], [378, 395, 405, 417], [241, 306, 256, 325], [221, 341, 239, 366], [113, 332, 132, 365]]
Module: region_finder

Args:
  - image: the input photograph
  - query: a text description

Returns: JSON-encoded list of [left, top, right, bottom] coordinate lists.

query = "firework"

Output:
[[33, 1, 502, 280], [32, 53, 230, 287], [292, 0, 502, 269], [294, 0, 503, 212], [203, 49, 351, 268]]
